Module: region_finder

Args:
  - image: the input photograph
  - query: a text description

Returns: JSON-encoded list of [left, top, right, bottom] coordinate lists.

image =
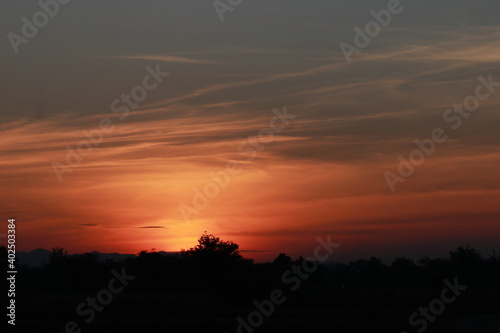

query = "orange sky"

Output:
[[1, 1, 500, 262]]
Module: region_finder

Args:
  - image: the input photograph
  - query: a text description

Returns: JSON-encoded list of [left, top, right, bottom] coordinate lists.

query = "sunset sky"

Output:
[[1, 0, 499, 262]]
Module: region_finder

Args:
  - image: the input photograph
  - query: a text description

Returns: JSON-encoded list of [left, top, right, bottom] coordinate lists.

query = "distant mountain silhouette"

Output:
[[16, 249, 180, 266], [88, 251, 137, 263], [16, 248, 51, 266]]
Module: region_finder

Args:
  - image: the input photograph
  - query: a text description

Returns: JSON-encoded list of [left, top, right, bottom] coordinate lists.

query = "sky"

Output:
[[1, 0, 500, 263]]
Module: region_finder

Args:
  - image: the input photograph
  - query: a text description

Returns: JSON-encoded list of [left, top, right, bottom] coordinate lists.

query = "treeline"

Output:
[[2, 233, 499, 304]]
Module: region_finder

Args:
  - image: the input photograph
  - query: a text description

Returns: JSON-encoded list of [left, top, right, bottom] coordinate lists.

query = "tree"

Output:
[[449, 245, 482, 265], [272, 253, 292, 267], [183, 232, 249, 262], [391, 257, 415, 269], [449, 245, 483, 285], [182, 232, 253, 291], [50, 246, 68, 264]]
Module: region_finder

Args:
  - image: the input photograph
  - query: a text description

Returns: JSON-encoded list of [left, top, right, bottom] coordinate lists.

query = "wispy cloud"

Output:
[[113, 54, 216, 64]]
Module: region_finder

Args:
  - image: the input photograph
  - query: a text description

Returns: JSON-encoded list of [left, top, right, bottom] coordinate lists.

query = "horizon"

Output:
[[12, 241, 498, 265]]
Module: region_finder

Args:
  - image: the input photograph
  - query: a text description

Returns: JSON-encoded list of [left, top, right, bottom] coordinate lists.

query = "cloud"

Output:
[[112, 55, 216, 64], [239, 249, 275, 253]]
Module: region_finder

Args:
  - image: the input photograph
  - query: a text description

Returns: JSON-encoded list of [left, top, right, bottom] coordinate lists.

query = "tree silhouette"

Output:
[[449, 245, 482, 265], [449, 245, 483, 285], [183, 232, 247, 263], [272, 253, 292, 266], [182, 232, 253, 291], [50, 246, 68, 264]]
